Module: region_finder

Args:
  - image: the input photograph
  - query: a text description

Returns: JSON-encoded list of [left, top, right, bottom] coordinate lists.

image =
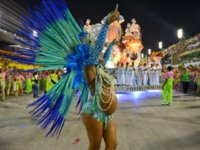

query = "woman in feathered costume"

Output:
[[0, 1, 120, 149]]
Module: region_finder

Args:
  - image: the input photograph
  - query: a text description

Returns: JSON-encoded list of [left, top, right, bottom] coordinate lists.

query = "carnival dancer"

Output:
[[162, 66, 174, 105], [15, 72, 25, 96], [40, 71, 48, 91], [32, 72, 39, 98], [79, 7, 120, 149], [131, 62, 137, 86], [155, 64, 161, 85], [148, 64, 154, 85], [117, 62, 125, 86], [12, 71, 17, 96], [125, 62, 132, 87], [0, 1, 120, 149], [142, 63, 148, 85], [25, 72, 32, 94], [125, 23, 131, 36], [84, 19, 92, 34], [45, 70, 59, 93], [6, 71, 13, 96], [137, 64, 143, 86], [129, 18, 141, 39], [0, 68, 6, 101], [152, 64, 157, 85], [57, 69, 63, 80]]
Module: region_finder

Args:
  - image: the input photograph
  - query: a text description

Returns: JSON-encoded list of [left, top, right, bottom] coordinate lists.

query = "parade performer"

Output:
[[0, 68, 6, 101], [45, 70, 58, 93], [155, 64, 161, 85], [25, 72, 32, 93], [129, 18, 140, 39], [117, 62, 125, 86], [125, 62, 133, 86], [39, 71, 48, 90], [84, 19, 92, 34], [0, 1, 120, 149], [137, 64, 143, 86], [32, 72, 39, 98], [131, 63, 137, 86], [152, 65, 157, 85], [6, 71, 13, 96], [15, 72, 25, 96], [148, 64, 154, 85], [142, 63, 148, 85], [162, 66, 174, 105]]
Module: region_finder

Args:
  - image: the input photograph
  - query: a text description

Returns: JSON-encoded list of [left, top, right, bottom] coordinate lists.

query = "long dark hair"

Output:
[[167, 66, 173, 71], [33, 72, 38, 76]]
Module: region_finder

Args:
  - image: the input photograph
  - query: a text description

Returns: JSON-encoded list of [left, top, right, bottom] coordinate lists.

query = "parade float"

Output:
[[119, 19, 144, 67], [84, 17, 144, 68], [150, 51, 164, 68]]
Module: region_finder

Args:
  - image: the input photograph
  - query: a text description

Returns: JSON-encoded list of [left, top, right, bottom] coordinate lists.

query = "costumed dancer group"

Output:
[[117, 63, 161, 86], [0, 1, 121, 149], [0, 69, 62, 100], [0, 69, 27, 100]]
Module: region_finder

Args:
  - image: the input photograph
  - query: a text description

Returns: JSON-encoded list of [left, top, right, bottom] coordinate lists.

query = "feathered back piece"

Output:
[[1, 0, 83, 70], [0, 0, 90, 137]]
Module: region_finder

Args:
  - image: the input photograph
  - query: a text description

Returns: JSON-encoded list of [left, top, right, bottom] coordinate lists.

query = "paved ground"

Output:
[[0, 91, 200, 150]]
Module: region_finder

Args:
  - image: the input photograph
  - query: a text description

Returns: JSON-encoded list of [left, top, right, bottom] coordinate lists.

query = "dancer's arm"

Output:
[[85, 7, 119, 95], [84, 22, 110, 95], [86, 7, 120, 65], [85, 21, 109, 65], [102, 41, 115, 66]]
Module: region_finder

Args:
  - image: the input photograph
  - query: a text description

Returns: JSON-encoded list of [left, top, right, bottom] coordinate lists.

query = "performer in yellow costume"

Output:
[[0, 68, 6, 101], [45, 70, 59, 93], [25, 72, 33, 94]]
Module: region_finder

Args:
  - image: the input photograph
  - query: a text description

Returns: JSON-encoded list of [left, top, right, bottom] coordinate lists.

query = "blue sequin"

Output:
[[85, 21, 109, 65], [102, 41, 114, 66]]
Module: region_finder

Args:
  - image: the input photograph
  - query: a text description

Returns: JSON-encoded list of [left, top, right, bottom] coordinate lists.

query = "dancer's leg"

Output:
[[82, 114, 103, 150], [162, 85, 167, 104], [103, 119, 117, 150]]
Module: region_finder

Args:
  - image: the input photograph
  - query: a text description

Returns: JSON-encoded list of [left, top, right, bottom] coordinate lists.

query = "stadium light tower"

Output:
[[177, 28, 183, 39], [158, 41, 163, 49], [148, 48, 151, 55]]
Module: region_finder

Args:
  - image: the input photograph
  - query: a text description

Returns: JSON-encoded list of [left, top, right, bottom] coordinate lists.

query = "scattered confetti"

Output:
[[73, 138, 80, 144]]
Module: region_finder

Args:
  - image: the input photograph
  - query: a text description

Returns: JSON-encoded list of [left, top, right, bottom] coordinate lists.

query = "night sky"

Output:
[[19, 0, 200, 54]]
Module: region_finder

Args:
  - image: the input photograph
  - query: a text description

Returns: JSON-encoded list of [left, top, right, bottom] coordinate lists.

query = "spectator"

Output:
[[32, 72, 39, 98], [180, 68, 190, 94]]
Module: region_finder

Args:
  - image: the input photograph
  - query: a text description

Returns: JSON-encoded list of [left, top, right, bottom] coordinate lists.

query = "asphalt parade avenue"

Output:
[[0, 91, 200, 150]]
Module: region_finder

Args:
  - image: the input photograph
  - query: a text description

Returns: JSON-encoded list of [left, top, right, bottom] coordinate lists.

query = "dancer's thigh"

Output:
[[103, 119, 117, 149], [82, 114, 103, 147]]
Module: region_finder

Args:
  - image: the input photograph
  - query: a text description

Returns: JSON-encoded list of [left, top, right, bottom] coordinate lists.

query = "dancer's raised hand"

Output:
[[107, 4, 120, 24]]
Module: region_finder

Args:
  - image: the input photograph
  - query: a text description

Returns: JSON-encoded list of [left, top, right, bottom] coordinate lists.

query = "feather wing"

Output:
[[0, 0, 90, 137], [1, 0, 83, 69]]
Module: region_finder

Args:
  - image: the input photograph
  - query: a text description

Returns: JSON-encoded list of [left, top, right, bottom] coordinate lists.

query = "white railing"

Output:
[[115, 85, 162, 92]]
